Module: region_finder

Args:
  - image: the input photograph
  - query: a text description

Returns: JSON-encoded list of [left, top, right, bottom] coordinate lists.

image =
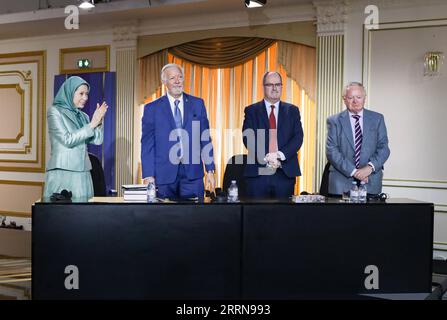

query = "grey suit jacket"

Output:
[[326, 108, 390, 195]]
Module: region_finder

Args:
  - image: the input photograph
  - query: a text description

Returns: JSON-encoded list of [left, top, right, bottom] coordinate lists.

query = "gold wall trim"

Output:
[[0, 180, 43, 186], [0, 69, 33, 155], [41, 51, 47, 172], [0, 211, 33, 218], [0, 278, 31, 284], [377, 18, 447, 25], [365, 24, 447, 33], [384, 178, 447, 184], [0, 61, 38, 156], [0, 167, 44, 172], [383, 184, 447, 190], [0, 274, 31, 279], [0, 51, 46, 172], [0, 50, 48, 59], [0, 84, 24, 143], [60, 45, 110, 74]]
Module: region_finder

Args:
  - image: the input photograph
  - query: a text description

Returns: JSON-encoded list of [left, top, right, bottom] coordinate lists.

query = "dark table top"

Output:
[[35, 197, 433, 206]]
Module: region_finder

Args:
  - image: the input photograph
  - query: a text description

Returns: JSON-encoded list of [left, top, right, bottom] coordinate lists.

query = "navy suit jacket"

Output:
[[242, 100, 303, 178], [141, 93, 215, 185]]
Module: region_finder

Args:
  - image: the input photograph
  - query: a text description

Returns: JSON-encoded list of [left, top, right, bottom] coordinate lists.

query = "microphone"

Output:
[[50, 189, 73, 202], [367, 193, 388, 201]]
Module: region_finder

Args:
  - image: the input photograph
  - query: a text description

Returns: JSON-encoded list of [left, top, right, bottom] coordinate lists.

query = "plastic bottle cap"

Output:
[[231, 180, 236, 183]]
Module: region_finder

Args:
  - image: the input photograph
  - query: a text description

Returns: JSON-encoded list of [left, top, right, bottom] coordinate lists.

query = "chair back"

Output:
[[88, 153, 106, 196], [222, 154, 247, 198], [319, 162, 331, 196]]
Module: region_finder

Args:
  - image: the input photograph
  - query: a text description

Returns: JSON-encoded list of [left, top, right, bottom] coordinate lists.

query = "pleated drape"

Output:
[[169, 37, 275, 68], [137, 40, 316, 193]]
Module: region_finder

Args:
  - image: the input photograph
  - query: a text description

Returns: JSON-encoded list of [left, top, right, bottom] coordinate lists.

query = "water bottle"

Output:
[[147, 181, 157, 203], [227, 180, 239, 202], [350, 181, 359, 203], [358, 181, 367, 203]]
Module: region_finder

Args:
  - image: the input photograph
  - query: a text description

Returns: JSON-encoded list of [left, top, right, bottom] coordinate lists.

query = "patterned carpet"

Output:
[[0, 256, 31, 300]]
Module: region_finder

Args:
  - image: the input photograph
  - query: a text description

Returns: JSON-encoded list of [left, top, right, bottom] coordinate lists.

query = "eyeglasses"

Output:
[[264, 83, 283, 88], [168, 75, 184, 82]]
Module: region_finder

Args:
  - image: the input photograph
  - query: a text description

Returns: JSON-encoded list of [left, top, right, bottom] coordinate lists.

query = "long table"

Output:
[[32, 198, 433, 299]]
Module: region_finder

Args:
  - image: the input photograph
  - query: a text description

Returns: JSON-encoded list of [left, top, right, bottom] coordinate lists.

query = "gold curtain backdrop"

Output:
[[137, 39, 316, 194], [169, 37, 275, 68], [137, 49, 167, 103], [278, 40, 316, 101]]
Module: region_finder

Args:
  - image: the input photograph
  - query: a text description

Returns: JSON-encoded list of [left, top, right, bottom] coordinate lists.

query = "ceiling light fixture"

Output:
[[245, 0, 266, 8], [79, 0, 95, 9]]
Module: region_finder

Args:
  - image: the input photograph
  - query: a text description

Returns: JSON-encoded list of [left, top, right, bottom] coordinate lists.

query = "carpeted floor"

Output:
[[0, 255, 31, 300]]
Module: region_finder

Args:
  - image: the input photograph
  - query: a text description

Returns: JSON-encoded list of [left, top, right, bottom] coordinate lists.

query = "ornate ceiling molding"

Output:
[[113, 22, 138, 48], [313, 0, 349, 36]]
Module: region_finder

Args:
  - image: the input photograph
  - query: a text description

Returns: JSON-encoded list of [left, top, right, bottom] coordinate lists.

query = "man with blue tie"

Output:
[[242, 71, 304, 199], [141, 63, 215, 200], [326, 82, 390, 195]]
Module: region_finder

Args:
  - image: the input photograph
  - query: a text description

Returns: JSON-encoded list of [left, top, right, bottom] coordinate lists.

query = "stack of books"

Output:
[[122, 184, 147, 202]]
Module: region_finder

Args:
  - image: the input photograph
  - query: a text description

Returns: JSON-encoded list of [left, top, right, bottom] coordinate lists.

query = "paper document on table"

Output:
[[121, 184, 147, 191]]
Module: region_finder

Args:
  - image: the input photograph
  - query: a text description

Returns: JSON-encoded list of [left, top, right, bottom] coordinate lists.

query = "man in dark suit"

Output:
[[141, 63, 215, 200], [242, 71, 304, 199], [326, 82, 390, 195]]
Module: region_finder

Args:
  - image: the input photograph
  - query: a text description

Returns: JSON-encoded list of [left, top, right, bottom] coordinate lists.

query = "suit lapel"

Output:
[[257, 100, 270, 130], [340, 110, 355, 150], [182, 94, 192, 129], [58, 108, 82, 128], [161, 95, 176, 130], [256, 101, 270, 154], [277, 101, 287, 147], [362, 109, 371, 150], [255, 100, 270, 153]]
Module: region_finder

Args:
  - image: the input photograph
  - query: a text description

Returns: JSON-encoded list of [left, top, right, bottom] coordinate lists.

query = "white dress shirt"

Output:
[[167, 92, 184, 123]]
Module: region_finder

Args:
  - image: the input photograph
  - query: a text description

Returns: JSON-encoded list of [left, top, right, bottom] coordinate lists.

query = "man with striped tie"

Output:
[[326, 82, 390, 195]]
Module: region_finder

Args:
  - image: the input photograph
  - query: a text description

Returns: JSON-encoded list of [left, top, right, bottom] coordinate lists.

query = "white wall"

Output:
[[345, 0, 447, 83], [345, 0, 447, 256]]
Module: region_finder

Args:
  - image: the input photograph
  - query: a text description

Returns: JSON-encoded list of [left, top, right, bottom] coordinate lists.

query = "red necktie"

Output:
[[269, 105, 278, 153]]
